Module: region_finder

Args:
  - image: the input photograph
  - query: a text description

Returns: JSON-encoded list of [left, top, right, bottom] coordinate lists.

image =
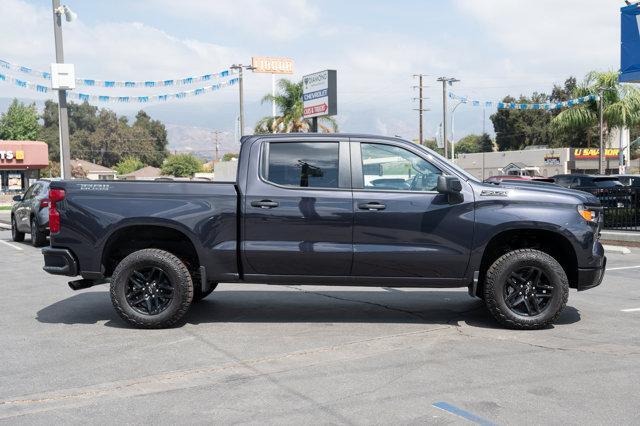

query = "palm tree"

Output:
[[553, 71, 640, 146], [254, 79, 338, 134]]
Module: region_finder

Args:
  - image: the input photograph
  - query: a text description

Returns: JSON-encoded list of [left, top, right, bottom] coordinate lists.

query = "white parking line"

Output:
[[0, 240, 23, 251], [607, 265, 640, 271], [621, 308, 640, 313]]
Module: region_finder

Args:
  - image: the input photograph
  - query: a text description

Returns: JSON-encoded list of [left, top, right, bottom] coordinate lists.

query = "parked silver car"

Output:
[[11, 180, 53, 247]]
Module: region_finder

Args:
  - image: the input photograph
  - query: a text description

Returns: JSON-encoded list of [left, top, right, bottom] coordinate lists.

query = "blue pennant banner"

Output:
[[449, 92, 599, 110], [0, 58, 237, 88], [0, 72, 239, 103]]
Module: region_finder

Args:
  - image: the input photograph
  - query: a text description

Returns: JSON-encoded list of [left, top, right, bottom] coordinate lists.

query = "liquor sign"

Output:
[[573, 148, 620, 160], [251, 57, 294, 74], [302, 70, 337, 118]]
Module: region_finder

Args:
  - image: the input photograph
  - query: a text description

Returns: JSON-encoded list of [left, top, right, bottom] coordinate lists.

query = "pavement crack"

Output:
[[283, 285, 428, 321]]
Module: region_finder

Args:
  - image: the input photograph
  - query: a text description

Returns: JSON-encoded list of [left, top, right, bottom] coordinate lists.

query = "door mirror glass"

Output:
[[12, 195, 22, 202], [437, 175, 462, 194]]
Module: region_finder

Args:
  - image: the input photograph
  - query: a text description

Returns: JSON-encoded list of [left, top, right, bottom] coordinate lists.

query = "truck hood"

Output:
[[476, 182, 600, 205]]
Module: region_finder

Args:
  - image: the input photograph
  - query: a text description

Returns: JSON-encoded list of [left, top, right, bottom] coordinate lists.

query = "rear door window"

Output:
[[265, 142, 340, 188]]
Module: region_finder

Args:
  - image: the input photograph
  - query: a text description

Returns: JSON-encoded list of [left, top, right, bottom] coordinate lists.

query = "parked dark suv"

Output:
[[11, 180, 53, 247], [551, 174, 623, 190]]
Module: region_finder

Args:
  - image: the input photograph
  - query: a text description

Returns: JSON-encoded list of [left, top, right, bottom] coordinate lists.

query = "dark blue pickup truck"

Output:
[[42, 134, 606, 329]]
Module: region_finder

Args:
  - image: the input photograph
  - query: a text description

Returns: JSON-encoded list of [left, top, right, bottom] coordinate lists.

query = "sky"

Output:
[[0, 0, 622, 144]]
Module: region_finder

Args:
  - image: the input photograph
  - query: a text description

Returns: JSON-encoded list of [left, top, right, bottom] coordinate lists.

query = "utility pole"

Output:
[[437, 77, 459, 159], [598, 87, 605, 175], [230, 64, 255, 138], [412, 74, 429, 145], [213, 130, 221, 161], [52, 0, 72, 179]]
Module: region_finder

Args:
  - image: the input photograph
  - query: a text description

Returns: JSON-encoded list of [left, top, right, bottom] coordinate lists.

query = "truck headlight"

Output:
[[577, 205, 599, 223]]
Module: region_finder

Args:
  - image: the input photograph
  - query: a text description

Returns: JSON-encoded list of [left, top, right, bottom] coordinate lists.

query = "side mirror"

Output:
[[437, 175, 463, 204], [437, 175, 462, 194], [12, 195, 22, 202]]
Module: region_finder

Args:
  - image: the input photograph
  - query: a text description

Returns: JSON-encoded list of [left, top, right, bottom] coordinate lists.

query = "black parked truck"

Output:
[[42, 134, 606, 329]]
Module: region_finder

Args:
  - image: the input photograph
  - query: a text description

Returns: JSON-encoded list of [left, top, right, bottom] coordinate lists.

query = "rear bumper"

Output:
[[577, 256, 606, 291], [42, 247, 78, 276]]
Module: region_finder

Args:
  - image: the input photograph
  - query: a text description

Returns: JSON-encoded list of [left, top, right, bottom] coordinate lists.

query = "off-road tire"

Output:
[[110, 249, 194, 328], [484, 249, 569, 329], [31, 218, 47, 247], [11, 216, 24, 242]]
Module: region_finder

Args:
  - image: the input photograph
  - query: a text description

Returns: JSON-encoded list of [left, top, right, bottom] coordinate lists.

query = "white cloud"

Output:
[[453, 0, 619, 77], [151, 0, 320, 41]]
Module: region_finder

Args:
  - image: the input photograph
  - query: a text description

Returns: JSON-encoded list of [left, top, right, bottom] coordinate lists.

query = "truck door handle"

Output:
[[358, 202, 386, 211], [251, 200, 279, 209]]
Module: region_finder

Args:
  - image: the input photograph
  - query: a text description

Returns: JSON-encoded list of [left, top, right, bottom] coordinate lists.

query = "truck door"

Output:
[[350, 139, 474, 279], [242, 138, 353, 276]]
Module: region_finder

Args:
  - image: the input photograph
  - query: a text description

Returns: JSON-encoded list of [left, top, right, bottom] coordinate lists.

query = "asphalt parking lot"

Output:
[[0, 229, 639, 425]]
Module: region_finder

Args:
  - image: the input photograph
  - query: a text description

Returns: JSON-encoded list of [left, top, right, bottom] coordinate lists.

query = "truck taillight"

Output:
[[40, 199, 49, 208], [48, 189, 65, 234]]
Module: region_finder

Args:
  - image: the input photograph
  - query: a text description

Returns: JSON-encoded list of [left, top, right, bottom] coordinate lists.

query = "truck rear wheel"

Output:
[[110, 249, 194, 328], [484, 249, 568, 329]]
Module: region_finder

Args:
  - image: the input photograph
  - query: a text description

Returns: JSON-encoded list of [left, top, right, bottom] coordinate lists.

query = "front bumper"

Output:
[[42, 247, 78, 276], [577, 256, 606, 291]]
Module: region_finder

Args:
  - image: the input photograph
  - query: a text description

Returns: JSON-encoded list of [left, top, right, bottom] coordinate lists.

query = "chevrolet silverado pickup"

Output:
[[41, 134, 606, 329]]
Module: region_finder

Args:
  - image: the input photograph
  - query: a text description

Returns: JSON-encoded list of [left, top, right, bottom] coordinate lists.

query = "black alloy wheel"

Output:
[[125, 267, 174, 315], [503, 266, 554, 317]]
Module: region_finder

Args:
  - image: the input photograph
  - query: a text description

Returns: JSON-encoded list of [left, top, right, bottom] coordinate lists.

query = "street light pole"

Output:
[[231, 64, 255, 138], [437, 77, 459, 159], [598, 87, 605, 175], [52, 0, 72, 179], [451, 100, 464, 161]]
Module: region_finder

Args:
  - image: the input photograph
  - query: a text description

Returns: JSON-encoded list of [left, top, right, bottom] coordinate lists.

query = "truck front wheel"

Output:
[[484, 249, 569, 329], [110, 249, 194, 328]]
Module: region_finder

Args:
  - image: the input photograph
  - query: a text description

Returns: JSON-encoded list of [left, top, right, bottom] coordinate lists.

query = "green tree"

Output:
[[161, 153, 203, 177], [454, 134, 482, 155], [0, 99, 39, 140], [134, 110, 169, 166], [40, 100, 167, 168], [222, 152, 239, 161], [490, 93, 554, 151], [255, 79, 338, 133], [115, 156, 145, 175], [478, 133, 494, 152], [553, 71, 640, 147]]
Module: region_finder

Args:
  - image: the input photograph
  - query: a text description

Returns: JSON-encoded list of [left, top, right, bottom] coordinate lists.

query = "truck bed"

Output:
[[48, 180, 239, 282]]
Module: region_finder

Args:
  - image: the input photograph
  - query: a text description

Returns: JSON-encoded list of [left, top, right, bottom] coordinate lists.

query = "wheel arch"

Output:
[[475, 228, 578, 296], [101, 223, 202, 278]]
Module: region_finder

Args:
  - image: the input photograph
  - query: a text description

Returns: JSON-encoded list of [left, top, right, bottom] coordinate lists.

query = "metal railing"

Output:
[[581, 187, 640, 231]]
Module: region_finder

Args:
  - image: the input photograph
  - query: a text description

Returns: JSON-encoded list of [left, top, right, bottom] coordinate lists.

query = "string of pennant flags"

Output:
[[0, 58, 237, 88], [0, 72, 239, 103], [449, 92, 599, 110]]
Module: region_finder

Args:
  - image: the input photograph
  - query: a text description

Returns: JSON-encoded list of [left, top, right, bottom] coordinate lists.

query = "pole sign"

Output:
[[572, 148, 620, 160], [620, 4, 640, 82], [302, 70, 337, 118], [251, 57, 294, 74]]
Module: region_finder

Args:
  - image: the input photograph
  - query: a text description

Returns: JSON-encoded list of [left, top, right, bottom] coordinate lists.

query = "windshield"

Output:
[[411, 143, 481, 183], [594, 179, 623, 188]]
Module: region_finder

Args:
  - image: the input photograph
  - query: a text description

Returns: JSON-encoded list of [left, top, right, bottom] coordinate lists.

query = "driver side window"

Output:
[[360, 143, 441, 191]]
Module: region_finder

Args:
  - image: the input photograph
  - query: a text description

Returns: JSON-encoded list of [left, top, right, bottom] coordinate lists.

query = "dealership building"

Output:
[[456, 146, 639, 180], [0, 140, 49, 193]]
